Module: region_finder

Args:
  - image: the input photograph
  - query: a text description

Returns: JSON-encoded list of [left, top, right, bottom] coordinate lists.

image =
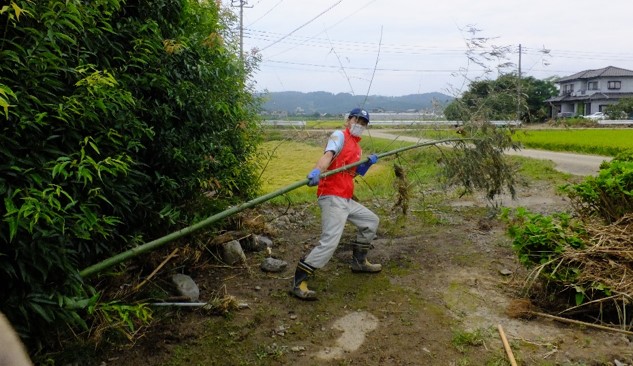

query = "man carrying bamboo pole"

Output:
[[291, 108, 381, 300]]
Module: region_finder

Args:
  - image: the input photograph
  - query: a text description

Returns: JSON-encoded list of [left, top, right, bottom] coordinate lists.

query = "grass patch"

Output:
[[451, 327, 490, 353], [513, 128, 633, 156]]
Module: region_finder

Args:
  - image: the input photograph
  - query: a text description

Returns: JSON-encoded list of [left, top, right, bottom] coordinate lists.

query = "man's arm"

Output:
[[306, 151, 335, 187], [314, 150, 334, 171]]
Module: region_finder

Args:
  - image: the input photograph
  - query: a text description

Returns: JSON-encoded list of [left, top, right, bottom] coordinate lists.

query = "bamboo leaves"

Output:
[[0, 84, 16, 118], [1, 0, 260, 350]]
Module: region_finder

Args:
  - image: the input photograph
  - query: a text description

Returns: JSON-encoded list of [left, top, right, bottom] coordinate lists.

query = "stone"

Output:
[[260, 257, 288, 273], [171, 273, 200, 302], [222, 240, 246, 265], [242, 234, 273, 252]]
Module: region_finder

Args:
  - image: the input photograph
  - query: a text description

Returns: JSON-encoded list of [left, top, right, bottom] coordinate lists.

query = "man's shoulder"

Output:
[[329, 130, 345, 140], [325, 130, 345, 154]]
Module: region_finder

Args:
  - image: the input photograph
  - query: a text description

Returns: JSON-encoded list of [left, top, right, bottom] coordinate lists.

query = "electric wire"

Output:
[[240, 3, 633, 91], [259, 0, 344, 52], [246, 0, 284, 27], [263, 0, 379, 59]]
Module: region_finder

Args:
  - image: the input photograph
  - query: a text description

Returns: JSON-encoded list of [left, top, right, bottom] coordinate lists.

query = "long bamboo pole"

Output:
[[79, 138, 465, 278]]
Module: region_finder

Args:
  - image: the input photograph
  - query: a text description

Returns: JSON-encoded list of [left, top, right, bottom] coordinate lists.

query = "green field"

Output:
[[396, 127, 632, 156], [512, 128, 633, 156]]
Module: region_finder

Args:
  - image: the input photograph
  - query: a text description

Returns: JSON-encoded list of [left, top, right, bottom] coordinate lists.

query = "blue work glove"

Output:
[[356, 154, 378, 176], [307, 168, 321, 186]]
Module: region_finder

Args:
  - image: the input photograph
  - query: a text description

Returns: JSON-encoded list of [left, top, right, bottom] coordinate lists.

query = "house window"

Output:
[[608, 81, 621, 90], [587, 81, 598, 90], [563, 84, 574, 93]]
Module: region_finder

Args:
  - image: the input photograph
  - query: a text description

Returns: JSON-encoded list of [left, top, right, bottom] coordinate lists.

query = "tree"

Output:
[[445, 74, 557, 123], [604, 97, 633, 119]]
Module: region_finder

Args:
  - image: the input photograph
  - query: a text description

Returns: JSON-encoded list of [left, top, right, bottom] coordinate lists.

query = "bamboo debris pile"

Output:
[[529, 214, 633, 322], [562, 214, 633, 302]]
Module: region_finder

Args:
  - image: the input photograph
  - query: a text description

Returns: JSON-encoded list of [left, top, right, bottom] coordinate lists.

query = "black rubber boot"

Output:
[[351, 243, 382, 273], [291, 260, 317, 300]]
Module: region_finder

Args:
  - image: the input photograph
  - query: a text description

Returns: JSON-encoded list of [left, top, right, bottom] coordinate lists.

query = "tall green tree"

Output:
[[444, 74, 557, 123], [0, 0, 260, 352]]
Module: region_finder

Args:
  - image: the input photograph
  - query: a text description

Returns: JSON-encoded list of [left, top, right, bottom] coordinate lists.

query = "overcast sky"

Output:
[[224, 0, 633, 97]]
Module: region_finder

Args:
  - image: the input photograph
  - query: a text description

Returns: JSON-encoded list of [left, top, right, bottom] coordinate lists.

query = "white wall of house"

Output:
[[548, 67, 633, 118], [557, 77, 633, 115], [559, 79, 633, 96]]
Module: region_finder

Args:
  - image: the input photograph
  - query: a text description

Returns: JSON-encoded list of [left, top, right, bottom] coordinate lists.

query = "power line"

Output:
[[247, 30, 633, 64], [261, 0, 379, 59], [261, 59, 471, 73], [246, 0, 284, 27], [246, 30, 467, 56], [259, 0, 343, 52], [247, 28, 633, 63]]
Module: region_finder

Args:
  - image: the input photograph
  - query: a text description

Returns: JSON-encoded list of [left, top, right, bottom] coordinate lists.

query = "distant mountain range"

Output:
[[256, 91, 454, 115]]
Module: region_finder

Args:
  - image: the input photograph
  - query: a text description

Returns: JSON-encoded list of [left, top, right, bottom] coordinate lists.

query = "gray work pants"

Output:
[[303, 195, 379, 268]]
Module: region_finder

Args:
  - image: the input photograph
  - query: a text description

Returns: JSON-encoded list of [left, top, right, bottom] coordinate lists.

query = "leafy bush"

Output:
[[0, 0, 260, 351], [503, 209, 586, 274], [560, 150, 633, 223], [504, 152, 633, 308]]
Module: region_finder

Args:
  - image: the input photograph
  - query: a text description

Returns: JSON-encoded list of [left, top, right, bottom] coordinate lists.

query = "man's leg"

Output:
[[291, 260, 317, 300], [291, 196, 349, 300], [347, 200, 381, 272]]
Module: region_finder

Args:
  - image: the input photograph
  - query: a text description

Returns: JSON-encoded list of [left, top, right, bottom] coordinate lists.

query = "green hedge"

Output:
[[0, 0, 260, 351]]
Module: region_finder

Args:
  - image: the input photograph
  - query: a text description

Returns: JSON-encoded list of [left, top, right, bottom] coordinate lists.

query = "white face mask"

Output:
[[349, 123, 366, 137]]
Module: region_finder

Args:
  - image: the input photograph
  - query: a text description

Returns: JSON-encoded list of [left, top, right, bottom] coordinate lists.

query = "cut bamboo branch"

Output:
[[508, 299, 633, 336], [497, 324, 518, 366], [133, 248, 179, 292], [533, 311, 633, 336], [79, 138, 466, 278]]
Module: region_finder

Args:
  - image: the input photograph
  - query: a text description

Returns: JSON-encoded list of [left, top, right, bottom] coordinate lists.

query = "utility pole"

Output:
[[231, 0, 252, 60], [517, 44, 522, 122]]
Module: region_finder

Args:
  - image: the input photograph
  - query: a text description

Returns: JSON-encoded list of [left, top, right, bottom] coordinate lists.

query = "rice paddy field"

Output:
[[397, 127, 633, 156], [512, 128, 633, 156]]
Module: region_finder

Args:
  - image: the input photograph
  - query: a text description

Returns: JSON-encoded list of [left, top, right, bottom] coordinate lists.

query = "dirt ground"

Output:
[[99, 180, 633, 366]]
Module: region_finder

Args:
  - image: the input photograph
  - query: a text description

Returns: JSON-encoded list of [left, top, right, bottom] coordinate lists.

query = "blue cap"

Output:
[[348, 108, 370, 123]]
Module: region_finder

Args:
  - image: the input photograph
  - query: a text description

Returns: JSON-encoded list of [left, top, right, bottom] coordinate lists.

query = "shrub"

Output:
[[504, 152, 633, 310], [0, 0, 260, 351], [560, 150, 633, 223]]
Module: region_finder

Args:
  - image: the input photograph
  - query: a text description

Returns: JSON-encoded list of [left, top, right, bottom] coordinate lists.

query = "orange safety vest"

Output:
[[317, 128, 362, 199]]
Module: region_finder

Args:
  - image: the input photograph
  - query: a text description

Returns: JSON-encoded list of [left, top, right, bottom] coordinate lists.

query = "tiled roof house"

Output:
[[545, 66, 633, 117]]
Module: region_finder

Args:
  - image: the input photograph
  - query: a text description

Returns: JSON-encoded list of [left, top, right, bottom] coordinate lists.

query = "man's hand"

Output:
[[307, 168, 321, 186], [356, 154, 378, 176]]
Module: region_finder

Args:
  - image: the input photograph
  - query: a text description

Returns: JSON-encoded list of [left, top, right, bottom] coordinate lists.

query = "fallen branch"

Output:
[[497, 324, 518, 366], [532, 311, 633, 336], [507, 299, 633, 336], [133, 248, 179, 292]]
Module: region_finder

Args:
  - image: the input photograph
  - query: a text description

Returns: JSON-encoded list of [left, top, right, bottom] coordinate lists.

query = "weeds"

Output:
[[451, 327, 488, 353]]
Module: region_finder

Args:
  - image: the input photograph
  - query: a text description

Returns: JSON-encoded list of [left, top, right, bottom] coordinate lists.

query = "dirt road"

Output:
[[369, 130, 612, 176]]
